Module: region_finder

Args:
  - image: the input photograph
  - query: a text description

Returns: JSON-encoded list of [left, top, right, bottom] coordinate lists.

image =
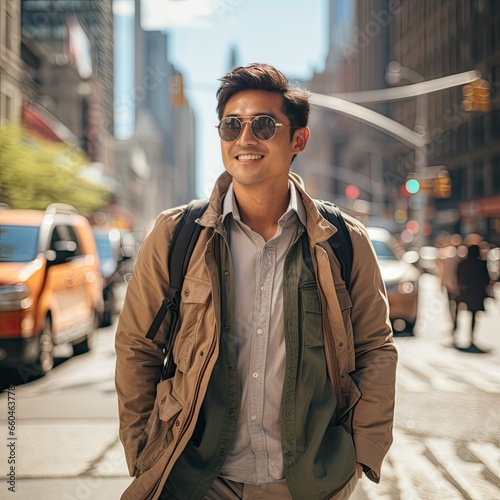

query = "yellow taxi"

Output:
[[0, 204, 103, 376]]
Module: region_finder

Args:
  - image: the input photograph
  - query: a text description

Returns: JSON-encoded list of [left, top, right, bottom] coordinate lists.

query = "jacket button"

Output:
[[339, 342, 344, 347], [184, 289, 190, 296], [224, 271, 230, 277], [175, 420, 180, 426], [160, 396, 166, 404]]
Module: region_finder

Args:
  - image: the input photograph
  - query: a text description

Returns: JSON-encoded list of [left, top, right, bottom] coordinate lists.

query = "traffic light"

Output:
[[405, 178, 420, 194], [475, 79, 491, 112], [461, 79, 491, 112], [434, 169, 452, 198], [345, 184, 360, 200], [170, 74, 187, 108]]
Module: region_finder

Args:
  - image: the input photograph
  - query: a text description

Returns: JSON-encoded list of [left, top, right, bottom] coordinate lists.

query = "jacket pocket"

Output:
[[174, 276, 211, 374], [337, 375, 362, 432], [134, 378, 183, 476], [300, 283, 323, 347]]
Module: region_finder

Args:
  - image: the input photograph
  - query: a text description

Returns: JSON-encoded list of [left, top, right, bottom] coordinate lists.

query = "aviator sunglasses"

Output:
[[216, 115, 300, 142]]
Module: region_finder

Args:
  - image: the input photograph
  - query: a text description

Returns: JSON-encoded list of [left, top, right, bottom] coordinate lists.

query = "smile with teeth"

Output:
[[237, 154, 264, 160]]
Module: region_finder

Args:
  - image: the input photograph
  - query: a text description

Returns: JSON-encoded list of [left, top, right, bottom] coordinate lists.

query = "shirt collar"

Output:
[[222, 181, 307, 227]]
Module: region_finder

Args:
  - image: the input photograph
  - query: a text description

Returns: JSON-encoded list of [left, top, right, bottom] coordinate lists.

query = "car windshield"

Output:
[[371, 240, 397, 260], [0, 225, 40, 262], [94, 233, 113, 261]]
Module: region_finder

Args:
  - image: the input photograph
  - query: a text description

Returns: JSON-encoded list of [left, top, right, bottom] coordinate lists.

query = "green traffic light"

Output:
[[405, 179, 420, 194]]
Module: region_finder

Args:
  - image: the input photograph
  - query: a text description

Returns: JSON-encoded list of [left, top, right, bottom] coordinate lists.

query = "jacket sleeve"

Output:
[[115, 210, 180, 476], [347, 221, 398, 483]]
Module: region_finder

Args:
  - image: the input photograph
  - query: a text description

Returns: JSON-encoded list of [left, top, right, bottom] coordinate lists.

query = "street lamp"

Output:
[[385, 62, 429, 247]]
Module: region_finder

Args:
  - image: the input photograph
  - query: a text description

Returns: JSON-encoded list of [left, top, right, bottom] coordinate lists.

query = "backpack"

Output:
[[146, 199, 353, 379]]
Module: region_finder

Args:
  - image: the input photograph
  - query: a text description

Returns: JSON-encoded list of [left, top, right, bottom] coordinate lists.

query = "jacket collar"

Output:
[[199, 170, 337, 244]]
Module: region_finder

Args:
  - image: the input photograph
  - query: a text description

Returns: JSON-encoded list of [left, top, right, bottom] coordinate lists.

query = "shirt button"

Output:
[[251, 415, 257, 421], [256, 328, 263, 335], [252, 372, 259, 378], [260, 285, 266, 292]]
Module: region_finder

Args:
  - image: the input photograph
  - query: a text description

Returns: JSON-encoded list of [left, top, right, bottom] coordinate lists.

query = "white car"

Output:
[[367, 227, 421, 333]]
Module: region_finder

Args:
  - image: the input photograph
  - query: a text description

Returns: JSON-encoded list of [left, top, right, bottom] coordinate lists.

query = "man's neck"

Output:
[[232, 182, 290, 242]]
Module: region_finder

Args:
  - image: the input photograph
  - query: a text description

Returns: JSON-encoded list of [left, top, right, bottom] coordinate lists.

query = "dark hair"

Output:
[[216, 63, 310, 134]]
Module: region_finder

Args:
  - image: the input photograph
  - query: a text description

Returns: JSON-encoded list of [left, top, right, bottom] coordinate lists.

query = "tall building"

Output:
[[21, 0, 114, 135], [0, 0, 23, 123], [114, 0, 196, 231]]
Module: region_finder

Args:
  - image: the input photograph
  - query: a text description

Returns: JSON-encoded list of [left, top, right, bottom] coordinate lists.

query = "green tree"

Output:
[[0, 125, 111, 216]]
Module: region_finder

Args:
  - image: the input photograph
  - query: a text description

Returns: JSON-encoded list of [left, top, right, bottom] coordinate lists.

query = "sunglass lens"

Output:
[[252, 116, 276, 140], [219, 117, 241, 141]]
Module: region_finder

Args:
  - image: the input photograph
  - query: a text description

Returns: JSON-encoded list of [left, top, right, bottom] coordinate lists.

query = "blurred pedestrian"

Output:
[[455, 244, 491, 348], [437, 234, 464, 330], [115, 63, 397, 500]]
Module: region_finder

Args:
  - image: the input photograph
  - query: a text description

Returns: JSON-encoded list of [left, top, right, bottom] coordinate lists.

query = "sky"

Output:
[[113, 0, 328, 197]]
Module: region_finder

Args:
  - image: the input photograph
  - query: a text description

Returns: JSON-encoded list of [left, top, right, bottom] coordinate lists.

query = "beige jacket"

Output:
[[115, 172, 397, 500]]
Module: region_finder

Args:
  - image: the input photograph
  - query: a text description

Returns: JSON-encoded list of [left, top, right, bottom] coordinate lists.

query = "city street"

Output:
[[1, 275, 499, 500]]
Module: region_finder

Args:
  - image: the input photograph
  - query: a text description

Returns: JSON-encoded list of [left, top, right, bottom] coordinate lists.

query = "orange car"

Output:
[[0, 204, 103, 376]]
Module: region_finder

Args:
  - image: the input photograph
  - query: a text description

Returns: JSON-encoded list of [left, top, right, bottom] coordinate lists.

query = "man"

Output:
[[115, 63, 397, 500]]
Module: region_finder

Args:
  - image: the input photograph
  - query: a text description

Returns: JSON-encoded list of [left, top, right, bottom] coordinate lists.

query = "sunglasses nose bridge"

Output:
[[236, 119, 257, 142]]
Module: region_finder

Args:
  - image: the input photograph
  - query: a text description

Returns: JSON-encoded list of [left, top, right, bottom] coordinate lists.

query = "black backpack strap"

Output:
[[145, 199, 209, 343], [314, 200, 354, 292]]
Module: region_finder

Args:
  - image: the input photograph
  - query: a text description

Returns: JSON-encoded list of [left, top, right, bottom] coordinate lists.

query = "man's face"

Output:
[[219, 90, 309, 190]]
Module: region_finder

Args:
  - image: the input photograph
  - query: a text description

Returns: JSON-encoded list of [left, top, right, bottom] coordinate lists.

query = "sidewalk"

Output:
[[0, 325, 132, 500]]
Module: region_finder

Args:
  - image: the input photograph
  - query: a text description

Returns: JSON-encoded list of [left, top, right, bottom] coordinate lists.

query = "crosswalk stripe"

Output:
[[444, 355, 500, 385], [396, 364, 429, 392], [386, 429, 463, 499], [402, 357, 470, 392], [437, 362, 500, 393], [467, 442, 500, 481], [426, 438, 500, 499]]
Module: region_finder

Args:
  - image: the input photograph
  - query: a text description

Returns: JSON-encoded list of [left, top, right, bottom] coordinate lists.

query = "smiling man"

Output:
[[115, 63, 397, 500]]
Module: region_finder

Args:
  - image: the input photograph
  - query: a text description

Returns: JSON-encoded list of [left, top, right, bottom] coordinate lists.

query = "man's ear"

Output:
[[292, 126, 310, 153]]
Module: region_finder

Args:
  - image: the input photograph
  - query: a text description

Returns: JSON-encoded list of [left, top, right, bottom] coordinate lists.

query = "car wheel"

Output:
[[38, 316, 55, 374], [73, 313, 96, 356], [101, 289, 114, 327], [392, 318, 415, 336]]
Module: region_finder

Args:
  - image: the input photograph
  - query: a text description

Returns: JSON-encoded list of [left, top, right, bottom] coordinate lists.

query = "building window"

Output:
[[450, 167, 464, 202], [492, 109, 500, 139], [472, 116, 484, 147], [5, 95, 12, 121], [493, 156, 500, 193], [473, 160, 484, 198], [457, 123, 468, 152], [6, 11, 13, 51], [0, 93, 12, 123]]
